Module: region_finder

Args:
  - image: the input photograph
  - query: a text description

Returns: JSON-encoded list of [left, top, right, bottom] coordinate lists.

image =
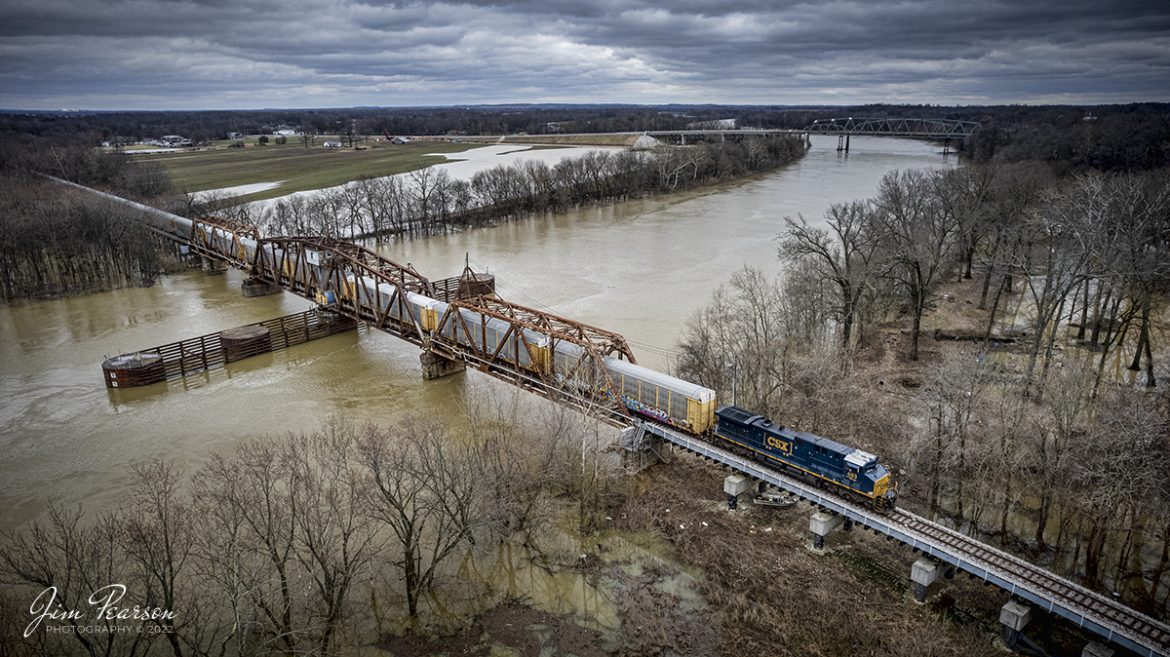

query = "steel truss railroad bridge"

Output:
[[60, 177, 1167, 657], [803, 117, 981, 153], [804, 117, 981, 139]]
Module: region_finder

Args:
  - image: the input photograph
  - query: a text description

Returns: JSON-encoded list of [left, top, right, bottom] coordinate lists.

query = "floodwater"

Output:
[[242, 143, 622, 215], [0, 136, 954, 530]]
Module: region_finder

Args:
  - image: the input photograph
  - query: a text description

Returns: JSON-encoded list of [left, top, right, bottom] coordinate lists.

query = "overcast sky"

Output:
[[1, 0, 1167, 110]]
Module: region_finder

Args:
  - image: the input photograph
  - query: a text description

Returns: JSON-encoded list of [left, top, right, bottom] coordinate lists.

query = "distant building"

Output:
[[159, 135, 193, 147], [274, 129, 298, 137], [227, 131, 243, 140]]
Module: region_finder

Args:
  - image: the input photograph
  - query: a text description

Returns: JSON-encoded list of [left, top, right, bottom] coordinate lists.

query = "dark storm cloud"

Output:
[[0, 0, 1166, 109]]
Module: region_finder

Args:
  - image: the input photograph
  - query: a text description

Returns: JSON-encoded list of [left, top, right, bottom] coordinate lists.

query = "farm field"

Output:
[[138, 141, 478, 203]]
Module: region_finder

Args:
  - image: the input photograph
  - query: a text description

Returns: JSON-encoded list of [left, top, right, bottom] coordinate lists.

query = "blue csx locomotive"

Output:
[[713, 405, 898, 510]]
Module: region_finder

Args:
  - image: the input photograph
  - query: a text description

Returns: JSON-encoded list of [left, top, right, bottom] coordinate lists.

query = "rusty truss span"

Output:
[[52, 177, 709, 431]]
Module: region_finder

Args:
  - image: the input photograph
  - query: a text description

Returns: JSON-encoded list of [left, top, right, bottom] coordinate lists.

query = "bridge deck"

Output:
[[643, 421, 1170, 657]]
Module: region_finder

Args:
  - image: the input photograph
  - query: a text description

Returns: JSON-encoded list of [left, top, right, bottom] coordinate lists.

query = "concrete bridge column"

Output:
[[1081, 642, 1114, 657], [201, 256, 227, 274], [242, 276, 281, 297], [420, 350, 465, 380], [998, 600, 1032, 648], [724, 474, 751, 510], [910, 558, 941, 604], [809, 511, 843, 552]]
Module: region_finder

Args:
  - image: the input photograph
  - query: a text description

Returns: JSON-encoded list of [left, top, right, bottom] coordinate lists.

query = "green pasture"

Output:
[[138, 141, 477, 203]]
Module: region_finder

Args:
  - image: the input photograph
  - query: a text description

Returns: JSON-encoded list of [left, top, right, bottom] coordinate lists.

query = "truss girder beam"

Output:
[[429, 297, 635, 422], [803, 117, 980, 138]]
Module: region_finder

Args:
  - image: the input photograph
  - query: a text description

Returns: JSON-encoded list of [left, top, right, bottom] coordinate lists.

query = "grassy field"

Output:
[[138, 141, 478, 203]]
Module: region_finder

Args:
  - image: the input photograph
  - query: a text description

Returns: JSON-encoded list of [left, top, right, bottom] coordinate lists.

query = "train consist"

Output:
[[613, 357, 897, 508], [98, 190, 896, 510]]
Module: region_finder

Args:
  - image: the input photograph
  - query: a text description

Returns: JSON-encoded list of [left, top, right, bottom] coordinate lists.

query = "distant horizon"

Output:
[[3, 100, 1169, 115]]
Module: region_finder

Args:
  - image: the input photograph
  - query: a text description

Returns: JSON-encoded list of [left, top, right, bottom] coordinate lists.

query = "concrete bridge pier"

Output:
[[999, 600, 1032, 648], [201, 256, 227, 274], [1082, 642, 1114, 657], [242, 276, 281, 297], [809, 511, 844, 552], [420, 350, 465, 380], [910, 558, 941, 604], [724, 474, 752, 510]]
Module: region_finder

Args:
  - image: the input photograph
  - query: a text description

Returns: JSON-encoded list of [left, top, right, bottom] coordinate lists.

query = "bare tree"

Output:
[[675, 267, 791, 416], [938, 165, 996, 281], [358, 420, 482, 622], [287, 423, 383, 656], [873, 170, 958, 360], [1011, 175, 1099, 389], [1027, 361, 1095, 549], [780, 200, 885, 348], [0, 507, 147, 657], [463, 391, 573, 545], [191, 439, 303, 655], [914, 352, 994, 518], [118, 462, 208, 657]]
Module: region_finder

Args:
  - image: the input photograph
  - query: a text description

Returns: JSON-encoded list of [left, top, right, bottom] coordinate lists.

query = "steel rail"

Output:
[[640, 421, 1169, 657]]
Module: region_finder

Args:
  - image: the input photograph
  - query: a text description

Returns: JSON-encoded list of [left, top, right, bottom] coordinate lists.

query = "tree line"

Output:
[[0, 177, 178, 302], [0, 398, 617, 657], [675, 163, 1170, 618], [209, 136, 807, 240], [0, 140, 177, 302], [6, 104, 1168, 173]]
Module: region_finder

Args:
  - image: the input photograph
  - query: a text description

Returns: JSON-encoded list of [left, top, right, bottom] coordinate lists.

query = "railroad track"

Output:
[[892, 509, 1170, 653], [642, 421, 1170, 656]]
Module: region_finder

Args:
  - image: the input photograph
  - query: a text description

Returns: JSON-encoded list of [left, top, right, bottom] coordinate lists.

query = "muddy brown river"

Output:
[[0, 136, 954, 529]]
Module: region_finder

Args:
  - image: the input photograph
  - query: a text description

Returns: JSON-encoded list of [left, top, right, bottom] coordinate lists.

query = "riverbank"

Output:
[[350, 135, 809, 241], [375, 458, 1033, 656]]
